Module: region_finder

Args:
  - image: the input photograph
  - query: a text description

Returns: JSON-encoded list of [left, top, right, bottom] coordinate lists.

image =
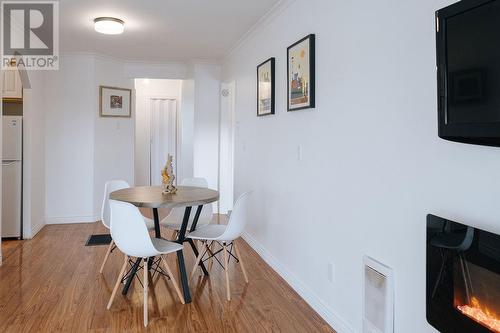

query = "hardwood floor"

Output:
[[1, 239, 23, 262], [0, 223, 335, 333]]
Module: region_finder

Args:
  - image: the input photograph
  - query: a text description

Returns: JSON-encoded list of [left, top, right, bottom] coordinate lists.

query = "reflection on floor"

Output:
[[0, 223, 334, 332], [1, 239, 23, 262]]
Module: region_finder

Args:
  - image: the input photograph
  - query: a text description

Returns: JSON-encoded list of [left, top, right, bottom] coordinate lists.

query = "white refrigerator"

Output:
[[2, 116, 22, 238]]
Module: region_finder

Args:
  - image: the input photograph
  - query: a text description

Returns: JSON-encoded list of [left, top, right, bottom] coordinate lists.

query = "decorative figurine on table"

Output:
[[161, 154, 177, 194]]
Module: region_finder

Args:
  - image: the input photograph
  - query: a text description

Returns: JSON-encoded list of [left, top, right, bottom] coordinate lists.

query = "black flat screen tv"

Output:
[[436, 0, 500, 147]]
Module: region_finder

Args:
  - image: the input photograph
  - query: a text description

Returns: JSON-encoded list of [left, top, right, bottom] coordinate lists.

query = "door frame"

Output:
[[218, 81, 236, 215], [22, 85, 37, 239], [145, 95, 180, 186]]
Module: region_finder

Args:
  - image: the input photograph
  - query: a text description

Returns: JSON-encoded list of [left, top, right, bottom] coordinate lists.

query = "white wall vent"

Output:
[[363, 256, 394, 333]]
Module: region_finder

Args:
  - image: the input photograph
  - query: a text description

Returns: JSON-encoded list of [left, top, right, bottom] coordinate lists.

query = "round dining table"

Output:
[[110, 185, 219, 303]]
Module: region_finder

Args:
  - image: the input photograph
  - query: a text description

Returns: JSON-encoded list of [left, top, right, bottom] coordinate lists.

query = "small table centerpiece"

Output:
[[161, 154, 177, 194]]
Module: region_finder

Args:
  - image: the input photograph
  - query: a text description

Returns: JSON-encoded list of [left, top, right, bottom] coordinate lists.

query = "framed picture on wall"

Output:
[[99, 85, 132, 118], [257, 57, 275, 116], [287, 34, 315, 111]]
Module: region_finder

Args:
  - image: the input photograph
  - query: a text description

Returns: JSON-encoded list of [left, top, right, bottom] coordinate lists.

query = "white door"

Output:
[[149, 98, 178, 186], [219, 82, 235, 214]]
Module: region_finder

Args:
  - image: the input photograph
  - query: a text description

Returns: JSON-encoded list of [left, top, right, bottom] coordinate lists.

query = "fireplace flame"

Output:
[[457, 297, 500, 332]]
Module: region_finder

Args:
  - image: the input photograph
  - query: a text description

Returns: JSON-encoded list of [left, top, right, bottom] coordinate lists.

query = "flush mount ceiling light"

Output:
[[94, 17, 124, 35]]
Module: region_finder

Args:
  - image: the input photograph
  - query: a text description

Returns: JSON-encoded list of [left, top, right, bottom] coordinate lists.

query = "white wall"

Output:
[[222, 1, 500, 332], [93, 57, 135, 218], [179, 79, 195, 182], [44, 56, 96, 223], [44, 55, 135, 223], [193, 64, 221, 194]]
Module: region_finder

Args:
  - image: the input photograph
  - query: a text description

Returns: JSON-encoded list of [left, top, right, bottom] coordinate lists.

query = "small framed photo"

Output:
[[287, 34, 315, 111], [99, 86, 132, 118], [257, 57, 275, 116]]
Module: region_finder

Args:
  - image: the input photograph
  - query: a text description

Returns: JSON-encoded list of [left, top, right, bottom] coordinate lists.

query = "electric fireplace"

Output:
[[427, 215, 500, 333]]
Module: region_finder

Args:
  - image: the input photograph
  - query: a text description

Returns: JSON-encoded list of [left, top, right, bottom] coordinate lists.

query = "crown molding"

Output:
[[59, 51, 125, 63], [59, 51, 222, 68], [189, 59, 222, 66], [223, 0, 296, 62], [59, 51, 190, 66]]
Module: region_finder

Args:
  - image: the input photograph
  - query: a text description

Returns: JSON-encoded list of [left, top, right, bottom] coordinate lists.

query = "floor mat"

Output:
[[85, 234, 112, 246]]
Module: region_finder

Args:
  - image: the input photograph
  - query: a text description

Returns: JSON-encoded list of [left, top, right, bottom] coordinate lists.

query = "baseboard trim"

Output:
[[45, 215, 99, 225], [30, 221, 45, 238], [242, 231, 354, 333]]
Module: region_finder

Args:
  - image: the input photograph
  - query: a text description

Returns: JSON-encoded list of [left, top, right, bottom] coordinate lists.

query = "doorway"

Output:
[[134, 79, 185, 187], [148, 97, 178, 186]]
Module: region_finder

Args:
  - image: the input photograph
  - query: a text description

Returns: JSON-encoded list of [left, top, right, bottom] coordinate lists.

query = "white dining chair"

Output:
[[187, 191, 252, 301], [99, 180, 155, 274], [107, 200, 185, 327], [160, 178, 214, 235]]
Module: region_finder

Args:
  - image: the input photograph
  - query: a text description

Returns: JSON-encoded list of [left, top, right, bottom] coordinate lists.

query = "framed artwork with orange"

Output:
[[287, 34, 315, 111]]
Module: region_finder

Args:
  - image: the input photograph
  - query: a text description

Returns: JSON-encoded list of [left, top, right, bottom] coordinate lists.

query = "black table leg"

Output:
[[122, 258, 141, 295], [189, 205, 203, 232], [176, 250, 191, 303], [151, 207, 161, 270], [177, 206, 191, 241], [185, 205, 209, 276], [176, 206, 192, 303], [153, 208, 161, 238]]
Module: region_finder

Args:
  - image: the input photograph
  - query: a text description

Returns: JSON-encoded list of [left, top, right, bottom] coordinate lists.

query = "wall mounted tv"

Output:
[[436, 0, 500, 147]]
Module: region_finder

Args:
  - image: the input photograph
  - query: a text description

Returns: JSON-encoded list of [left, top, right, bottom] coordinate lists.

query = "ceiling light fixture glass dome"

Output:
[[94, 17, 125, 35]]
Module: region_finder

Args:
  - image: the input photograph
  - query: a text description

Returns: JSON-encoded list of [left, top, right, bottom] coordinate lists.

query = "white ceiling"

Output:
[[59, 0, 279, 62]]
